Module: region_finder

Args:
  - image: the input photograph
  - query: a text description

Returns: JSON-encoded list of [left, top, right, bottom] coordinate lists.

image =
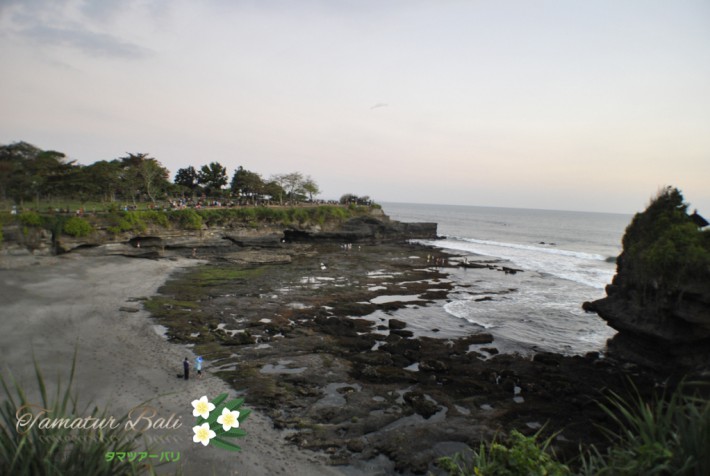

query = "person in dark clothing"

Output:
[[183, 357, 190, 380]]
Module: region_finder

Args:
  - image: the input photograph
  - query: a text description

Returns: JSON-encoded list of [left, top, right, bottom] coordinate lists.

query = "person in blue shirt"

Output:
[[195, 356, 203, 379]]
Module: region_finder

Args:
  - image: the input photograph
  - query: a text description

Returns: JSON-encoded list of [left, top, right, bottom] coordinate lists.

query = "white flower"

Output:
[[216, 407, 241, 432], [192, 423, 216, 446], [191, 396, 215, 419]]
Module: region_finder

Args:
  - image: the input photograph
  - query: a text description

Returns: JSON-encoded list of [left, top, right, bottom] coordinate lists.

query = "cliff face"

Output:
[[283, 215, 438, 243], [0, 207, 438, 261], [584, 188, 710, 371], [586, 254, 710, 370]]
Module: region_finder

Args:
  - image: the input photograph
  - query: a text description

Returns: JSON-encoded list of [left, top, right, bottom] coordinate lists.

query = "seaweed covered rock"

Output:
[[585, 187, 710, 370]]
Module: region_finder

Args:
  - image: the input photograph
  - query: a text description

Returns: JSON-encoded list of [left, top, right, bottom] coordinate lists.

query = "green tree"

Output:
[[118, 153, 169, 203], [340, 193, 371, 205], [281, 171, 305, 204], [263, 180, 285, 205], [174, 166, 199, 195], [0, 142, 74, 206], [197, 162, 228, 196], [138, 157, 170, 203], [622, 186, 710, 292], [230, 166, 264, 204], [302, 176, 320, 202], [0, 160, 13, 201], [81, 160, 122, 202]]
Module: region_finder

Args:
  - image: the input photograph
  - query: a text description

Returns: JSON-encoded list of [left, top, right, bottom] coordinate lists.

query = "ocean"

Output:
[[381, 202, 632, 356]]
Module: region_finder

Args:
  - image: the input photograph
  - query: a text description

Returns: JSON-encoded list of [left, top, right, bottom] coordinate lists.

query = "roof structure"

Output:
[[690, 210, 709, 228]]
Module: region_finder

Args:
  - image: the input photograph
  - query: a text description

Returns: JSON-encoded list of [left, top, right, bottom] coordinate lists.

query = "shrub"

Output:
[[580, 381, 710, 476], [62, 217, 93, 237], [438, 429, 571, 476], [17, 211, 43, 227], [288, 207, 310, 225], [105, 212, 147, 235], [314, 205, 350, 224], [255, 207, 286, 223], [134, 211, 169, 228], [169, 209, 202, 230]]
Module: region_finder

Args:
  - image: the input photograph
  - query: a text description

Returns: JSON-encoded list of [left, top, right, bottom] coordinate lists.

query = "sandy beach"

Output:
[[0, 253, 345, 475]]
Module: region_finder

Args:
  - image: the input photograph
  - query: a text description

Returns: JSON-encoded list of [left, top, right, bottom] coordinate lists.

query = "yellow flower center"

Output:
[[196, 426, 210, 440], [196, 401, 209, 414], [223, 413, 236, 426]]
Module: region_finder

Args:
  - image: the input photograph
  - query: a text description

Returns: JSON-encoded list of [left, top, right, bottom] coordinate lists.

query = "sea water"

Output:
[[381, 202, 632, 355]]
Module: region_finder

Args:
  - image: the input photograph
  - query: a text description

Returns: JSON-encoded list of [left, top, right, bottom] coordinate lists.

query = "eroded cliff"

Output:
[[0, 205, 438, 261], [584, 187, 710, 370]]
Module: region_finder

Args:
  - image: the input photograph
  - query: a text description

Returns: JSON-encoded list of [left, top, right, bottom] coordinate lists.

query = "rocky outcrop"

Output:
[[0, 224, 54, 257], [584, 256, 710, 371], [584, 188, 710, 371], [1, 208, 437, 261], [283, 216, 437, 243]]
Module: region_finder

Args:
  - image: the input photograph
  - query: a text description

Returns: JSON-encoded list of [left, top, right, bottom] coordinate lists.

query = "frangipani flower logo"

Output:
[[192, 396, 215, 419], [217, 407, 240, 432], [193, 422, 216, 446], [190, 393, 250, 451]]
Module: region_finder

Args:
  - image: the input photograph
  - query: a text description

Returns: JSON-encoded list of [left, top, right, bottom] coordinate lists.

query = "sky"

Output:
[[1, 0, 709, 214]]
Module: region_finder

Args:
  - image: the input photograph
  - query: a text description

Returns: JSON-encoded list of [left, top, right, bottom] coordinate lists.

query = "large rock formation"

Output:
[[283, 215, 437, 243], [584, 187, 710, 371]]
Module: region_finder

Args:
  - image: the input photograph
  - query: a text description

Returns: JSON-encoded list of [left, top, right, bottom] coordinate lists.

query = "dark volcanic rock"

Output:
[[284, 215, 437, 243], [388, 318, 407, 330], [390, 329, 414, 338], [144, 237, 684, 476], [585, 189, 710, 371], [403, 391, 442, 419], [419, 359, 450, 372]]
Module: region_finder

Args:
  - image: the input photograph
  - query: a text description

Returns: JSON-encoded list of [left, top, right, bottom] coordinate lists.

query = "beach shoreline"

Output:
[[0, 253, 345, 475], [0, 241, 675, 475], [136, 241, 671, 474]]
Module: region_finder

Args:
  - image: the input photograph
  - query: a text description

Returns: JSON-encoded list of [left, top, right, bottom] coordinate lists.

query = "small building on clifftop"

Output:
[[690, 210, 709, 229]]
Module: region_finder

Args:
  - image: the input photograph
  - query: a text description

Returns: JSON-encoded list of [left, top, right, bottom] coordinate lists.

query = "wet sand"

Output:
[[0, 253, 344, 475]]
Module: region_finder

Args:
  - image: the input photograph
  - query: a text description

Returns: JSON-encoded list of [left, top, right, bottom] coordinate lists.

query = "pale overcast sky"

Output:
[[1, 0, 709, 214]]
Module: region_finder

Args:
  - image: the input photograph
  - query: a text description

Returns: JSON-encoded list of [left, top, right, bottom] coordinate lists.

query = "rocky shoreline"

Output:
[[143, 240, 678, 475]]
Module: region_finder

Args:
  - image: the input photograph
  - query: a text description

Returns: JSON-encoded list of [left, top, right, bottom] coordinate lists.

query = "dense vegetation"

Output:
[[439, 382, 709, 476], [0, 141, 373, 209], [0, 205, 370, 243], [621, 186, 710, 293]]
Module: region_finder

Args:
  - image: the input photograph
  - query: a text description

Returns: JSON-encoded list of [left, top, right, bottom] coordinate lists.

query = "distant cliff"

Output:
[[584, 187, 710, 371], [0, 205, 438, 260]]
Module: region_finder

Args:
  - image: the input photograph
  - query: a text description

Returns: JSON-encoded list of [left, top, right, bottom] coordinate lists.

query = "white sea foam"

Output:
[[421, 237, 615, 289], [444, 300, 497, 329], [454, 237, 606, 261], [382, 202, 627, 354]]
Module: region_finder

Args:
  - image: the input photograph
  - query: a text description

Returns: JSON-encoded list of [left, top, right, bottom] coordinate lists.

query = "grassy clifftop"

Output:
[[0, 204, 379, 242]]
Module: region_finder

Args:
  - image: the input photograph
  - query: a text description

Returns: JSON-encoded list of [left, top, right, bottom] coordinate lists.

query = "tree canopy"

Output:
[[622, 186, 710, 291], [197, 162, 228, 196], [0, 141, 359, 208]]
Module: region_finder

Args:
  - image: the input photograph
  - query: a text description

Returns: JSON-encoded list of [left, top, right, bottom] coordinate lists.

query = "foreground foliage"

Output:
[[0, 356, 154, 476], [579, 381, 709, 476], [438, 429, 570, 476], [439, 382, 709, 476]]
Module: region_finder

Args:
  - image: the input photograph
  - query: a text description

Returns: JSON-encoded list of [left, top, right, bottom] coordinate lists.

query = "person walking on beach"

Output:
[[183, 357, 190, 380], [195, 356, 203, 379]]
